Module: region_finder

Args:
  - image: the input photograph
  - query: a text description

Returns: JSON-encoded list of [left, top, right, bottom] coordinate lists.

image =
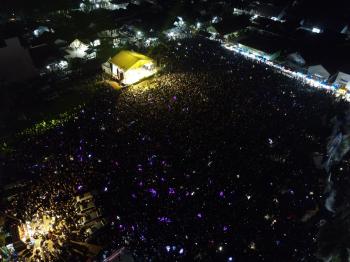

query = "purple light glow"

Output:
[[148, 188, 157, 197]]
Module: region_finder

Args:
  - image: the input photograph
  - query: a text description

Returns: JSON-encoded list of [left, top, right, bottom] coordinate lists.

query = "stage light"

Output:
[[312, 27, 321, 33]]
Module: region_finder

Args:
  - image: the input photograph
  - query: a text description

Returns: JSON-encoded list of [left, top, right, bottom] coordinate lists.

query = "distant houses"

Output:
[[213, 11, 350, 90]]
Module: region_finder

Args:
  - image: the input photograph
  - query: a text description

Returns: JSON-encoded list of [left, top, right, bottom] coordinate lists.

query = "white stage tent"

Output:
[[307, 65, 330, 81]]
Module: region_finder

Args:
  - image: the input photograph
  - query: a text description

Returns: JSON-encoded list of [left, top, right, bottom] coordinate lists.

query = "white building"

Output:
[[65, 39, 95, 59]]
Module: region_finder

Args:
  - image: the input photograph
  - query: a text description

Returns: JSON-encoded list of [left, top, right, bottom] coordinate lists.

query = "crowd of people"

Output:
[[2, 37, 349, 261], [3, 166, 98, 261]]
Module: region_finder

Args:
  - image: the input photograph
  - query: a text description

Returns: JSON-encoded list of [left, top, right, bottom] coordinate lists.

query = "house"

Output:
[[102, 50, 157, 85], [65, 39, 89, 59]]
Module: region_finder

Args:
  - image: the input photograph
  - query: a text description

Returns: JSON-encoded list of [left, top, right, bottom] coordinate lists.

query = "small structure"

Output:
[[307, 65, 330, 81], [33, 26, 51, 37], [65, 39, 89, 59], [332, 72, 350, 89], [102, 50, 157, 85]]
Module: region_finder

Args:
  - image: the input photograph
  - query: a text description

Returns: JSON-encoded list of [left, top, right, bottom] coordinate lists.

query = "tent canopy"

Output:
[[308, 64, 330, 79], [110, 50, 153, 71], [287, 52, 306, 66], [69, 39, 88, 50], [65, 39, 89, 59], [334, 71, 350, 86]]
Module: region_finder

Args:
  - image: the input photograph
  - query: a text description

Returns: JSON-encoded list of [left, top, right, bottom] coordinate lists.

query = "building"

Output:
[[249, 2, 288, 21], [237, 34, 283, 61], [80, 0, 129, 11], [0, 37, 38, 84], [65, 39, 90, 59], [213, 15, 250, 37], [331, 72, 350, 89], [102, 50, 157, 85], [307, 65, 330, 81]]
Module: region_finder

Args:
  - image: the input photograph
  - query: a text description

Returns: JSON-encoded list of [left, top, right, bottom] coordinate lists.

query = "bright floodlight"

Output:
[[176, 16, 185, 27], [58, 60, 68, 69], [312, 27, 321, 33], [92, 39, 101, 46]]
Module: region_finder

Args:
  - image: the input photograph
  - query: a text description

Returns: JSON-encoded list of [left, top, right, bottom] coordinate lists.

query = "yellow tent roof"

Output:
[[109, 50, 153, 71]]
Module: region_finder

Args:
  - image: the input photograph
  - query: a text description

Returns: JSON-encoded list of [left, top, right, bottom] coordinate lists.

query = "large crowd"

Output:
[[2, 37, 349, 261]]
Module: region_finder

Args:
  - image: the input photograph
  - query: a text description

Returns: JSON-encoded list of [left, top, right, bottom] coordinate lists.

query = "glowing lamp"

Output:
[[312, 27, 321, 33]]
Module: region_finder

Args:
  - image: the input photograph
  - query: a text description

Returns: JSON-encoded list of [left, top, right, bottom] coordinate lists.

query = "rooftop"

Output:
[[110, 50, 153, 71], [238, 33, 287, 55], [214, 14, 250, 35]]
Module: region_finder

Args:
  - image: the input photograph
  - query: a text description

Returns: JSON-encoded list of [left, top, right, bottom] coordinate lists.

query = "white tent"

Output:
[[308, 65, 330, 80], [33, 26, 50, 37], [65, 39, 89, 59], [333, 72, 350, 89]]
